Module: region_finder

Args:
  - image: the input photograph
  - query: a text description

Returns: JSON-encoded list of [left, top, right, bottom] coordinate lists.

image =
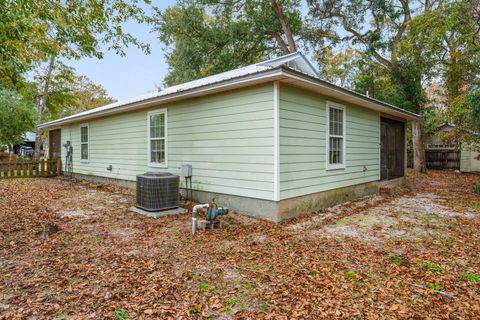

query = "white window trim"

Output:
[[147, 108, 168, 168], [326, 101, 346, 170], [80, 123, 89, 163]]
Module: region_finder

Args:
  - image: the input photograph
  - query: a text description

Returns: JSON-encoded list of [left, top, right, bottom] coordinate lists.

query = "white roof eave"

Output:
[[279, 68, 419, 121], [39, 68, 286, 128], [40, 53, 418, 129]]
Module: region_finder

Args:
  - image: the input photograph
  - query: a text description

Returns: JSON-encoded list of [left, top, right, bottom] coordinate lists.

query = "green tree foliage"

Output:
[[406, 0, 479, 101], [22, 63, 116, 121], [63, 75, 117, 117], [151, 0, 302, 86], [443, 84, 480, 150], [404, 0, 480, 149], [315, 48, 362, 89], [307, 0, 433, 113], [0, 0, 151, 88], [0, 89, 36, 146], [1, 0, 151, 158]]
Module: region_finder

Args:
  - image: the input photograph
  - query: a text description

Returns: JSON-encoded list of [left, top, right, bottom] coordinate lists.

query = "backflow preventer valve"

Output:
[[191, 199, 228, 235]]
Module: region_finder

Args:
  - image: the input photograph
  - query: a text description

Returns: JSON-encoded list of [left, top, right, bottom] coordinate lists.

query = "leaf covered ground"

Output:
[[0, 170, 479, 319]]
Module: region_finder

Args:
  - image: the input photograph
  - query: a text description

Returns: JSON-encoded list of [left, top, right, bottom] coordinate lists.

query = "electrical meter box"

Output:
[[180, 164, 192, 177]]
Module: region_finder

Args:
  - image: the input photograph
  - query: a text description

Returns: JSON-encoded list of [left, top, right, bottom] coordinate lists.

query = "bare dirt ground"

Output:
[[0, 170, 479, 319]]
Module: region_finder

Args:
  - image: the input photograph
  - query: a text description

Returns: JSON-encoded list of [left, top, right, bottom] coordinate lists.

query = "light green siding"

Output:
[[461, 148, 480, 172], [59, 82, 386, 204], [61, 84, 275, 200], [279, 84, 380, 200]]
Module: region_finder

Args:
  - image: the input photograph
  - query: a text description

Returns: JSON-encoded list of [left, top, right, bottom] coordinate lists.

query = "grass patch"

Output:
[[114, 309, 129, 320], [468, 200, 480, 213], [259, 299, 269, 312], [345, 271, 357, 278], [61, 234, 74, 245], [199, 283, 213, 293], [463, 273, 480, 283], [473, 184, 480, 194], [224, 295, 245, 314], [84, 235, 103, 244], [45, 292, 62, 303], [336, 218, 350, 225], [226, 297, 240, 307], [419, 262, 442, 273], [418, 213, 444, 226], [243, 262, 263, 271], [444, 238, 454, 247], [223, 283, 258, 314], [388, 255, 410, 267], [427, 283, 442, 291], [240, 283, 256, 294], [308, 270, 323, 277]]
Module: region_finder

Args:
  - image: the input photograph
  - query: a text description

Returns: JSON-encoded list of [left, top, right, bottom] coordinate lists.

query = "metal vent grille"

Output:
[[136, 172, 179, 211]]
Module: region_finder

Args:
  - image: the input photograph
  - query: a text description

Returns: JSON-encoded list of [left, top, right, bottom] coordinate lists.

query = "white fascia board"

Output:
[[280, 68, 420, 121]]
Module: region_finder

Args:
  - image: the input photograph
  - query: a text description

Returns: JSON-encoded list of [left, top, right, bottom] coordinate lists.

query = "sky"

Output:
[[67, 1, 177, 101], [67, 1, 311, 101]]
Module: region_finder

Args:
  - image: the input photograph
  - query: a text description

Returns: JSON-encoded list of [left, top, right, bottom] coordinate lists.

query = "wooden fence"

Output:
[[425, 149, 460, 170], [0, 159, 61, 179]]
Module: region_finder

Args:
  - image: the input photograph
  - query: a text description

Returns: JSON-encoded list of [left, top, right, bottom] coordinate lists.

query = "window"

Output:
[[148, 109, 167, 167], [80, 124, 89, 161], [326, 103, 345, 169]]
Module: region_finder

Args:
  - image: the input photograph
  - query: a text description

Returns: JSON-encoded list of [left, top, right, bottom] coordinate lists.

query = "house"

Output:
[[426, 123, 480, 172], [39, 52, 418, 222]]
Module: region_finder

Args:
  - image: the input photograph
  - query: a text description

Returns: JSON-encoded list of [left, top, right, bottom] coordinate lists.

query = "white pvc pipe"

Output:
[[192, 203, 209, 235]]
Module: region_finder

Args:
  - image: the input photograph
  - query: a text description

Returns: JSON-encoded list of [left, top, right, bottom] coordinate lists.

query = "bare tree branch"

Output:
[[339, 15, 393, 68]]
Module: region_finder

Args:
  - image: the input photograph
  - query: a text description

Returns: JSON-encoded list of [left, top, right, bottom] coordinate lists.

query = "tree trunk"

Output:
[[412, 119, 427, 173], [33, 55, 56, 160], [270, 32, 291, 54], [271, 0, 297, 53]]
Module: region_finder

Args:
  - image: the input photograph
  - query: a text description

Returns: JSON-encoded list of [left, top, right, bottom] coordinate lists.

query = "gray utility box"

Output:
[[136, 172, 179, 211], [180, 164, 192, 177]]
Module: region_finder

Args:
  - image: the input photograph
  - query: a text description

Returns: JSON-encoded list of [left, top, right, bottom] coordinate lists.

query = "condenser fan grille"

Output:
[[136, 172, 179, 211]]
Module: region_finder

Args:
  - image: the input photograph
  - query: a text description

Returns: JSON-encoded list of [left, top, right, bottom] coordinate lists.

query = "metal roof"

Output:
[[40, 52, 418, 128]]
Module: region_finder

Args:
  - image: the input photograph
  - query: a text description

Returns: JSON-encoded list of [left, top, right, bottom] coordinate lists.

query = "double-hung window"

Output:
[[148, 109, 167, 167], [326, 103, 346, 169], [80, 124, 89, 161]]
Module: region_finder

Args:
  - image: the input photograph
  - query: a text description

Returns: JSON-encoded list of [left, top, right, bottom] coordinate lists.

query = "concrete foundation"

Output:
[[276, 181, 380, 221], [72, 173, 404, 222], [73, 173, 137, 189], [130, 206, 187, 218], [184, 189, 279, 221]]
